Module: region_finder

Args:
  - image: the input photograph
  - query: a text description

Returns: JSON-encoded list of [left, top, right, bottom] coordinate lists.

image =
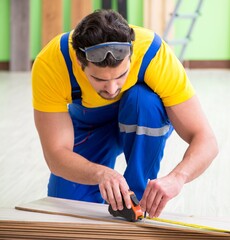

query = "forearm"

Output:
[[44, 147, 110, 185], [165, 96, 219, 185], [169, 133, 218, 184]]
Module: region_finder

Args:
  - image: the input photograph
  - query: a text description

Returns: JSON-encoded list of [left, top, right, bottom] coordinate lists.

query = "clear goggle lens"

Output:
[[79, 42, 131, 63]]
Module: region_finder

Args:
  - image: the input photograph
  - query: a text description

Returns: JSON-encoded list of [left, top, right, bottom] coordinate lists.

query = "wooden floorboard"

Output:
[[0, 197, 224, 239]]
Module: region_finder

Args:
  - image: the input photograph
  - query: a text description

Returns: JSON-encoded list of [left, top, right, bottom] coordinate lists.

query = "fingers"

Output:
[[99, 171, 131, 211], [120, 187, 131, 210], [140, 179, 170, 218], [99, 185, 108, 203], [148, 193, 168, 218], [99, 184, 119, 210], [110, 184, 123, 211], [102, 185, 131, 211], [140, 179, 152, 213], [153, 196, 168, 217]]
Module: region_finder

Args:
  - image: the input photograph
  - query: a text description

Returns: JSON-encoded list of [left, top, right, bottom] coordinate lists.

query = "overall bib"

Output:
[[48, 32, 173, 202]]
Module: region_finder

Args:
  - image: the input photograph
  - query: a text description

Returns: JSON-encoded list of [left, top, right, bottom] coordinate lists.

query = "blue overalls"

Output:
[[48, 32, 173, 202]]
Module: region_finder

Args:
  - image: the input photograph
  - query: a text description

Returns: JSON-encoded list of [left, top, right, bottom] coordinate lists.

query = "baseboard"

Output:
[[0, 61, 34, 71], [0, 60, 229, 71], [0, 62, 9, 70], [183, 60, 230, 69]]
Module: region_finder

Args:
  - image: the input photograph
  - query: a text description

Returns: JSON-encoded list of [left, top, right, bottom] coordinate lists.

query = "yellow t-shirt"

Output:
[[32, 25, 195, 112]]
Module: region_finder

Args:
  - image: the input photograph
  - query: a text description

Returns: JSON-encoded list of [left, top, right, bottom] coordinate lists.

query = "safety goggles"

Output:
[[79, 42, 132, 63]]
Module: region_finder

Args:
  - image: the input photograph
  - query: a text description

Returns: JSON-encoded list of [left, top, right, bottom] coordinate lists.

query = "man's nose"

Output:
[[105, 80, 118, 94]]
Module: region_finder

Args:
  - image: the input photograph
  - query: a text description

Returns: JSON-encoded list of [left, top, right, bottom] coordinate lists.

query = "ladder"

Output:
[[163, 0, 204, 62]]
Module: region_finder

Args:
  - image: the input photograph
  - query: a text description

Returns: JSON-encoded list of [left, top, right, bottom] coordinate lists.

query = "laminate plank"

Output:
[[14, 197, 230, 237]]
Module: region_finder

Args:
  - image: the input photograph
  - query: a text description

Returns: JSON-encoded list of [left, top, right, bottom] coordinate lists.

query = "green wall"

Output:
[[30, 0, 41, 60], [175, 0, 230, 60], [0, 0, 10, 61], [0, 0, 229, 62]]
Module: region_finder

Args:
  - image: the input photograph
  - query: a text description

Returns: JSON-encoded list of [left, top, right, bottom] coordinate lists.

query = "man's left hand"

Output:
[[140, 174, 185, 218]]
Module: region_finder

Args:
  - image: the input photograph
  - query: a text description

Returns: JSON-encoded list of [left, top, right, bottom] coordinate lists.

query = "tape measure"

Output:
[[108, 191, 143, 221], [140, 216, 230, 233]]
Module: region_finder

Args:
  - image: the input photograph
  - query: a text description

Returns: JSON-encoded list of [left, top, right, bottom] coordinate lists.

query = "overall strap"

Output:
[[138, 33, 162, 82], [60, 32, 81, 100]]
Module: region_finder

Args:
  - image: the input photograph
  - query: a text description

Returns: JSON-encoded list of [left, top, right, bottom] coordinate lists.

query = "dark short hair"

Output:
[[71, 9, 135, 68]]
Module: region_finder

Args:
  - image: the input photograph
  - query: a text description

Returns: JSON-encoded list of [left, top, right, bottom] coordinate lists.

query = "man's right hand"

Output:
[[98, 168, 132, 211]]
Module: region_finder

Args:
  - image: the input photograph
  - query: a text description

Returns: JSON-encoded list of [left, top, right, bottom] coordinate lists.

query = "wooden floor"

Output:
[[1, 197, 230, 239], [0, 69, 230, 220]]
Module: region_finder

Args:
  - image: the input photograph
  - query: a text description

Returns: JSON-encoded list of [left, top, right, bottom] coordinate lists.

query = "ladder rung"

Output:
[[166, 39, 189, 45], [174, 13, 199, 19], [163, 0, 204, 61]]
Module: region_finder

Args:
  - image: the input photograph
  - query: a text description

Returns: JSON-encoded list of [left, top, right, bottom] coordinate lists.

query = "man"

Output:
[[32, 9, 218, 218]]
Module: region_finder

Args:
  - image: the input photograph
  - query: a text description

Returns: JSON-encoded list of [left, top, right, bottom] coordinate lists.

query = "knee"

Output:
[[119, 84, 169, 127]]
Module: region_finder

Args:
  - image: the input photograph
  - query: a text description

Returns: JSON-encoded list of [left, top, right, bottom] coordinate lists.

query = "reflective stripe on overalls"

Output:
[[48, 32, 173, 202]]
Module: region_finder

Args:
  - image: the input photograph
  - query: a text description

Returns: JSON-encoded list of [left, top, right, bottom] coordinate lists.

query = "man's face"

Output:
[[84, 56, 130, 100]]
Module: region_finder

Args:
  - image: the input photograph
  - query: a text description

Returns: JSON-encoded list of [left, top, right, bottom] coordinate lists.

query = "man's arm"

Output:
[[34, 110, 131, 210], [140, 95, 218, 217]]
